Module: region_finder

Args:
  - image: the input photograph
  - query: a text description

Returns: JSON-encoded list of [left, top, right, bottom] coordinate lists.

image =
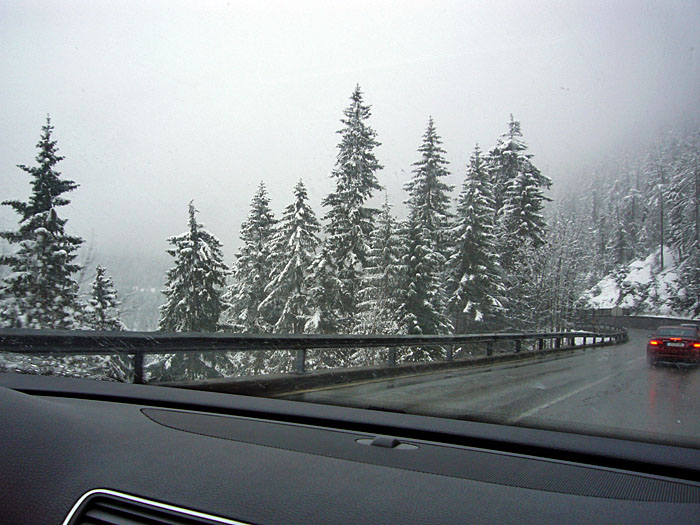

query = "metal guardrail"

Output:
[[0, 325, 628, 384]]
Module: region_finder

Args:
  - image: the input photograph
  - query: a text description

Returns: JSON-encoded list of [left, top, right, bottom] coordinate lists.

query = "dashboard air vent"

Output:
[[64, 489, 248, 525]]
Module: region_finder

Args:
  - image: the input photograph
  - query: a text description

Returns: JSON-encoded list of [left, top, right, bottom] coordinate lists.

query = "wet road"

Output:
[[285, 328, 700, 446]]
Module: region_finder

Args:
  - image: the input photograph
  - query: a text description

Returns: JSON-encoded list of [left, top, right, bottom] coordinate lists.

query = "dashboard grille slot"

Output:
[[65, 490, 247, 525]]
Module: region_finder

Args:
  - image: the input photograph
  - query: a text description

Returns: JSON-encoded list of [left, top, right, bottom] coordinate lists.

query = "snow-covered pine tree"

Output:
[[321, 84, 383, 330], [641, 150, 671, 269], [82, 265, 131, 381], [84, 266, 125, 331], [447, 145, 504, 330], [620, 187, 643, 264], [489, 115, 551, 216], [304, 245, 346, 368], [261, 180, 320, 335], [305, 245, 342, 334], [255, 180, 321, 373], [0, 116, 84, 329], [673, 241, 700, 317], [353, 196, 405, 365], [159, 201, 228, 332], [356, 196, 405, 332], [224, 182, 277, 333], [526, 211, 589, 331], [399, 118, 454, 355], [156, 201, 229, 381], [666, 136, 699, 260], [610, 205, 630, 267], [493, 116, 552, 271]]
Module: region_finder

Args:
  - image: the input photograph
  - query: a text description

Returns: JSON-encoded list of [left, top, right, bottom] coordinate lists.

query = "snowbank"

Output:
[[580, 247, 693, 318]]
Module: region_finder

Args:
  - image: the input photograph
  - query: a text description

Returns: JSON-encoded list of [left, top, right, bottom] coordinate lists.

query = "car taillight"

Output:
[[649, 340, 660, 345], [693, 343, 700, 348]]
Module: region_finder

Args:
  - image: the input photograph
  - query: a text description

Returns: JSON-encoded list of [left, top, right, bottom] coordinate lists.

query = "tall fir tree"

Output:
[[525, 211, 588, 331], [156, 201, 229, 381], [159, 201, 228, 332], [489, 115, 551, 216], [356, 196, 405, 336], [674, 242, 700, 317], [447, 145, 504, 329], [0, 116, 84, 329], [666, 139, 698, 260], [492, 116, 552, 271], [321, 84, 383, 330], [225, 182, 277, 333], [399, 117, 454, 351], [261, 180, 320, 335]]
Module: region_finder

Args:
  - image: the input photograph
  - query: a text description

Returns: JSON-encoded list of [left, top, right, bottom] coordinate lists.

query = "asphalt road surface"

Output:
[[285, 328, 700, 447]]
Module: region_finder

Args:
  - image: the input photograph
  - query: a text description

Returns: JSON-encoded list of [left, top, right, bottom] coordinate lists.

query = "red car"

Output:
[[647, 325, 700, 365]]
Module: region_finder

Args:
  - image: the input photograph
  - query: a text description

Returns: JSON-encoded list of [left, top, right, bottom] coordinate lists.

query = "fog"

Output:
[[2, 0, 699, 267]]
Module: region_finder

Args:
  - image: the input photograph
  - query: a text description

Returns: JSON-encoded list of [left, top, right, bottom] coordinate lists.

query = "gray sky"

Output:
[[1, 0, 699, 263]]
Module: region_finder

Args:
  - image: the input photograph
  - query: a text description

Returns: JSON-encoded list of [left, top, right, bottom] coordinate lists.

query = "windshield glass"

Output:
[[657, 328, 698, 338], [1, 0, 700, 449]]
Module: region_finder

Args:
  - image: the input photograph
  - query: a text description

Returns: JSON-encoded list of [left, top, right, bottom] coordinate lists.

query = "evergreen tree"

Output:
[[261, 180, 320, 334], [225, 182, 277, 333], [447, 145, 504, 329], [356, 196, 405, 335], [321, 84, 383, 329], [528, 211, 588, 331], [156, 201, 229, 381], [399, 118, 453, 347], [305, 245, 346, 368], [621, 187, 643, 263], [0, 116, 84, 329], [611, 205, 630, 267], [83, 266, 131, 381], [84, 266, 125, 331], [159, 201, 228, 332], [675, 243, 700, 317], [666, 139, 699, 260], [492, 116, 552, 271], [305, 245, 342, 335], [489, 114, 551, 215]]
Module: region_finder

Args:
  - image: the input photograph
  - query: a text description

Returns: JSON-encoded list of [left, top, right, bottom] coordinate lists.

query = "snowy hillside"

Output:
[[580, 247, 693, 318]]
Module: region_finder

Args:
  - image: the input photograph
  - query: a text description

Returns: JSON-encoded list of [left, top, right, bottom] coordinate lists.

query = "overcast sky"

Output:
[[1, 0, 699, 264]]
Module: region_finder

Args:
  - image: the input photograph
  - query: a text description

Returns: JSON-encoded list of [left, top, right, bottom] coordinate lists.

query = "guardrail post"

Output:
[[133, 352, 144, 384], [295, 348, 307, 373], [515, 340, 521, 353], [388, 347, 396, 366], [555, 337, 561, 349], [538, 339, 544, 351], [486, 341, 493, 356], [446, 345, 453, 361]]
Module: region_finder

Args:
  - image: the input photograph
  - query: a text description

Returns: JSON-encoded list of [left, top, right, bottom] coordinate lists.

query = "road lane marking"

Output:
[[506, 356, 645, 424]]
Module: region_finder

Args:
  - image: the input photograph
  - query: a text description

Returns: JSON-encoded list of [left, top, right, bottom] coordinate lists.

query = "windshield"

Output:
[[656, 328, 697, 338], [2, 1, 700, 449]]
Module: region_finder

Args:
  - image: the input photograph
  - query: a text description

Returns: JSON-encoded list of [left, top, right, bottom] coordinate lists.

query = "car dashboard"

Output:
[[2, 372, 700, 524]]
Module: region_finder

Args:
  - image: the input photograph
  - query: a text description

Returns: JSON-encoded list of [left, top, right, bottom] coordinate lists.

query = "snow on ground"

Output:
[[581, 246, 690, 317]]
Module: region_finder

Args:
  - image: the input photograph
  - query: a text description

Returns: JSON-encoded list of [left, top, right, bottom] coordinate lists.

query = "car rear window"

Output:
[[656, 328, 697, 338]]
